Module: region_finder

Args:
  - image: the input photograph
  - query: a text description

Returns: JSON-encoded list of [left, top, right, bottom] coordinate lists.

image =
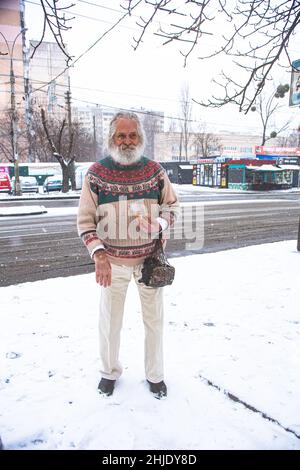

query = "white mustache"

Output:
[[121, 144, 136, 150]]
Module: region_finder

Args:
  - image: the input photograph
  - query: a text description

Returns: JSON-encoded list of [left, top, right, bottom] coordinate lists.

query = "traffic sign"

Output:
[[289, 59, 300, 106]]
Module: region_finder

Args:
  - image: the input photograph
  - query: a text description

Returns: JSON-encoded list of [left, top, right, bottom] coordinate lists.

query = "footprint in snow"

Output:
[[6, 352, 22, 359]]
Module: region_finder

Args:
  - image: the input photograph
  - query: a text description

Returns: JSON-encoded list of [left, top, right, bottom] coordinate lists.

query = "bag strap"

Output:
[[153, 227, 164, 253]]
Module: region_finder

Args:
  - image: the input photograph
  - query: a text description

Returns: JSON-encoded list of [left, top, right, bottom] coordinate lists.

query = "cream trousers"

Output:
[[99, 263, 164, 383]]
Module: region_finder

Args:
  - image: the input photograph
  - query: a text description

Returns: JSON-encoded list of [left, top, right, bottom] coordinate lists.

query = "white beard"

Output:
[[109, 143, 144, 166]]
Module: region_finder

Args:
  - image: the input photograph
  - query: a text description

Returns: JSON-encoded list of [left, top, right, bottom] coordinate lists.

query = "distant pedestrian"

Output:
[[77, 112, 180, 399], [178, 172, 182, 184]]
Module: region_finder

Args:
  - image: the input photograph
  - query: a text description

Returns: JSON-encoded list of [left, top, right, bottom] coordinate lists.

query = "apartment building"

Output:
[[29, 40, 69, 113], [0, 0, 23, 111], [154, 131, 279, 162]]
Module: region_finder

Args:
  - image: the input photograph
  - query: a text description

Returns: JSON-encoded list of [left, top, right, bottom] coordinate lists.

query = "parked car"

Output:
[[12, 176, 39, 193], [43, 175, 63, 192], [0, 172, 12, 194]]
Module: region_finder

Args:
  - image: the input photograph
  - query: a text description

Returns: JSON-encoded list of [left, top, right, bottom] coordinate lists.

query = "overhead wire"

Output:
[[23, 0, 300, 101], [12, 0, 300, 135], [30, 86, 283, 134], [25, 76, 186, 104], [25, 0, 144, 94]]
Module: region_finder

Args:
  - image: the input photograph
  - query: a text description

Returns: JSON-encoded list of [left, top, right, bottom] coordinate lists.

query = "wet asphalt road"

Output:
[[0, 190, 299, 286]]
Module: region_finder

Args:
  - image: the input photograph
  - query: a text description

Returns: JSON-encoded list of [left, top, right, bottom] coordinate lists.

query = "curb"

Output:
[[0, 195, 80, 202], [0, 205, 48, 217]]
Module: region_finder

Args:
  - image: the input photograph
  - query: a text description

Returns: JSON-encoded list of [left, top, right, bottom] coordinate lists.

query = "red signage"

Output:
[[0, 166, 9, 173], [255, 146, 300, 156], [228, 159, 275, 166]]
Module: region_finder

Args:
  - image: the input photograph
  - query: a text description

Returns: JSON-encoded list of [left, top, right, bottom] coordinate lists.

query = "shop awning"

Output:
[[246, 165, 284, 172], [278, 165, 300, 170]]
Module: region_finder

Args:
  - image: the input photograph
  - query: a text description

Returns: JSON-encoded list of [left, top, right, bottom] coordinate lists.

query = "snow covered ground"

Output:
[[1, 240, 300, 450], [0, 190, 82, 201]]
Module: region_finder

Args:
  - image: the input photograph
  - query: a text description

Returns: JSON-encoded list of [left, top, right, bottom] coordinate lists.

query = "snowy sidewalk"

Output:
[[0, 205, 47, 217], [0, 206, 79, 218], [0, 241, 300, 450]]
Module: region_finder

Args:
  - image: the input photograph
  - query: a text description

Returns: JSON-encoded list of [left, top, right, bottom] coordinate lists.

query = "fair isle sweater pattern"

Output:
[[80, 156, 174, 260], [87, 156, 165, 204], [81, 231, 99, 247], [100, 241, 158, 259]]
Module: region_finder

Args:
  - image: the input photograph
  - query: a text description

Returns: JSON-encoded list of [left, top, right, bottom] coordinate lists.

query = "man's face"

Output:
[[110, 118, 143, 165], [113, 118, 140, 149]]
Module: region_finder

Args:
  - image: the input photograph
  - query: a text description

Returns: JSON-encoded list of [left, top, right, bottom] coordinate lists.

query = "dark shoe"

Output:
[[98, 378, 116, 396], [147, 380, 167, 399]]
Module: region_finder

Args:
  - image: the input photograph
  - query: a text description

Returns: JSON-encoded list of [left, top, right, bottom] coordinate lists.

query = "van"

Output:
[[0, 172, 12, 194], [75, 163, 93, 190]]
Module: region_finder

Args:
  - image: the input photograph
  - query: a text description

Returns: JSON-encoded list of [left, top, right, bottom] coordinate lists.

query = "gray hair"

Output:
[[108, 111, 146, 149]]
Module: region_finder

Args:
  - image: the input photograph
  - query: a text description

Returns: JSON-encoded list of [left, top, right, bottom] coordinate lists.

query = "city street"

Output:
[[1, 0, 300, 453], [0, 190, 299, 286]]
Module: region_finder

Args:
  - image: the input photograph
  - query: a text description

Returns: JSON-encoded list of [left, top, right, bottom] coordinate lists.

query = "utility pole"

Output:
[[93, 114, 97, 161], [20, 0, 34, 163], [65, 77, 72, 136], [297, 125, 300, 188], [10, 50, 21, 195], [65, 77, 75, 189], [0, 29, 25, 196]]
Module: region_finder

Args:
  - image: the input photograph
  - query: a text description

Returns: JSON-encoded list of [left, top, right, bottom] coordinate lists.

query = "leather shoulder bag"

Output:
[[139, 233, 175, 288]]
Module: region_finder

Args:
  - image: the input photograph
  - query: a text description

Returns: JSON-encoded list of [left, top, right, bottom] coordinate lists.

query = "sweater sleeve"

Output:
[[77, 175, 104, 257], [159, 171, 180, 229]]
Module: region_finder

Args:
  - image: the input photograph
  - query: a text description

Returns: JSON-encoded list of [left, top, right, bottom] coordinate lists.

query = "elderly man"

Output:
[[77, 112, 179, 399]]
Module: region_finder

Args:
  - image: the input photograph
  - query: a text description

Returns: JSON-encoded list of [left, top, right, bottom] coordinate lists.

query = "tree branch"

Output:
[[119, 0, 300, 113], [30, 0, 74, 65]]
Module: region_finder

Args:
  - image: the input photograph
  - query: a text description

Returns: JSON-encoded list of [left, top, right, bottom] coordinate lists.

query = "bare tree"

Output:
[[30, 0, 75, 64], [193, 125, 222, 159], [28, 109, 53, 162], [251, 85, 291, 145], [121, 0, 300, 113], [30, 109, 95, 163], [72, 121, 95, 162], [41, 108, 75, 192], [167, 118, 178, 133], [179, 82, 193, 161], [0, 111, 28, 163], [25, 109, 94, 170], [277, 131, 300, 148], [142, 111, 164, 159]]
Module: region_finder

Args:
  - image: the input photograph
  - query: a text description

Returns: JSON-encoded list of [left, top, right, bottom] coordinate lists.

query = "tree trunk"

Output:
[[179, 133, 183, 162], [69, 160, 76, 190], [261, 128, 267, 146], [62, 164, 70, 193]]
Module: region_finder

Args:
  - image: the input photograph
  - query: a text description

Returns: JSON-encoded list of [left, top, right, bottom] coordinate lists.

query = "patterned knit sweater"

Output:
[[77, 156, 180, 266]]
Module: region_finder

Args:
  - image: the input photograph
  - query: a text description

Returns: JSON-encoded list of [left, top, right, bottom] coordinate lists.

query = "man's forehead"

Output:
[[115, 118, 138, 131]]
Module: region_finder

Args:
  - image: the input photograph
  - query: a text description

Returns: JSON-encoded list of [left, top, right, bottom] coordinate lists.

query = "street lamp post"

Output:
[[0, 29, 26, 196], [297, 125, 300, 188]]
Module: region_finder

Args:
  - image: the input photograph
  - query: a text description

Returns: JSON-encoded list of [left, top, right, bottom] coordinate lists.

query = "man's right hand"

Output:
[[93, 250, 112, 287]]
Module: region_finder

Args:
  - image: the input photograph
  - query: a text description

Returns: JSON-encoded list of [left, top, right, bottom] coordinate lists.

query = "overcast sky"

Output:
[[24, 0, 300, 135]]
